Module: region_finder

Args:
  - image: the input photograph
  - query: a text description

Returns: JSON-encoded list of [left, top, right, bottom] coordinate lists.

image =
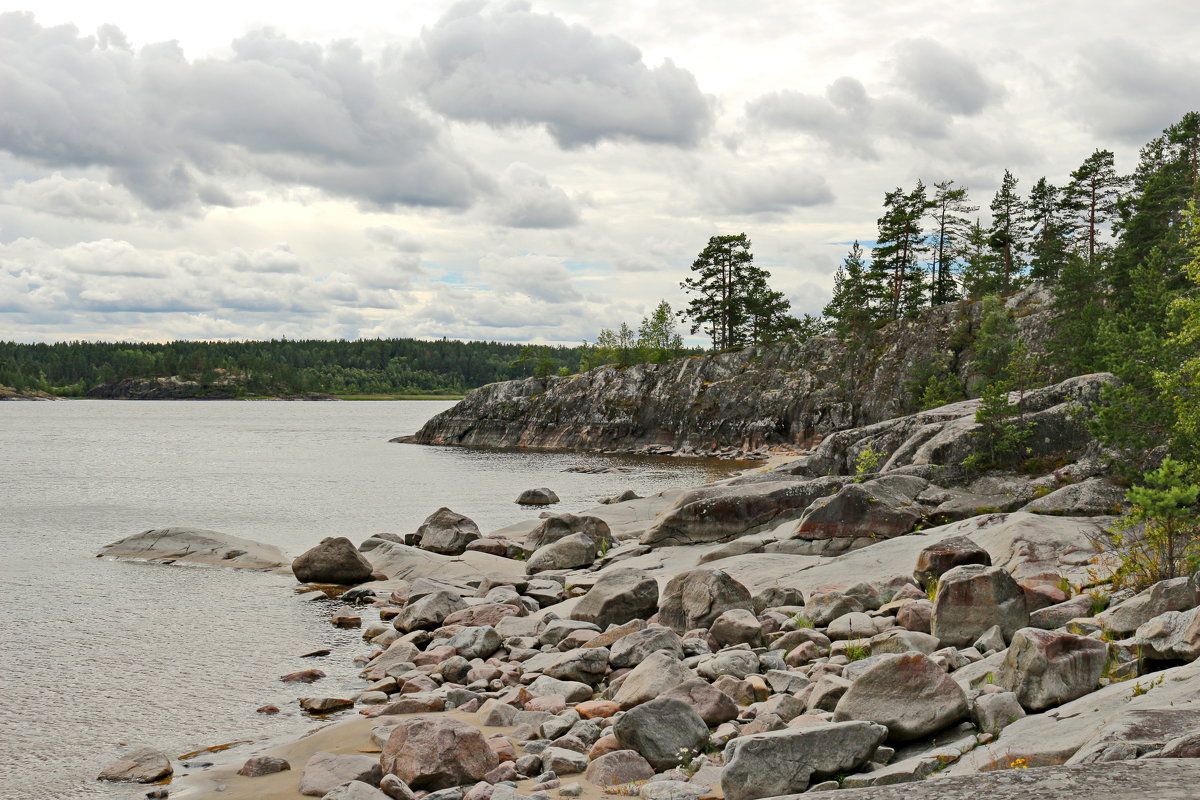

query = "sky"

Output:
[[1, 1, 1197, 345]]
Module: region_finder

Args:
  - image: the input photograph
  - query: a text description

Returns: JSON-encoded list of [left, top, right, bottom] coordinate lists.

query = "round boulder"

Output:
[[913, 535, 991, 587], [658, 568, 753, 633], [528, 514, 613, 551], [517, 488, 560, 506], [292, 537, 374, 585], [381, 716, 499, 790], [417, 508, 481, 556], [571, 568, 659, 629], [832, 652, 968, 742], [613, 698, 708, 770]]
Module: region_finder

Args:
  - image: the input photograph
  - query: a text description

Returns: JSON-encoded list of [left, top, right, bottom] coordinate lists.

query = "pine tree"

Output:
[[1025, 177, 1072, 282], [926, 180, 977, 305], [960, 219, 1001, 299], [824, 242, 874, 337], [870, 182, 930, 321], [1064, 149, 1125, 266], [681, 233, 755, 349], [1046, 253, 1107, 378], [988, 170, 1027, 293]]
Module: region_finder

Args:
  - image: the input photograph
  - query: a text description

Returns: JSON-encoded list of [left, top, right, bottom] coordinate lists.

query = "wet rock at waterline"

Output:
[[97, 746, 173, 783], [292, 536, 374, 585]]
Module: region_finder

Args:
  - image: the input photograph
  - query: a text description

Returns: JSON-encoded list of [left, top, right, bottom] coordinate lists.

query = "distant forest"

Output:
[[0, 338, 584, 397]]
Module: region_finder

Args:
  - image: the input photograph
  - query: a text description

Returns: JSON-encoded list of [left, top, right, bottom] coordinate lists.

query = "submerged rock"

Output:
[[98, 527, 287, 569], [97, 746, 173, 783]]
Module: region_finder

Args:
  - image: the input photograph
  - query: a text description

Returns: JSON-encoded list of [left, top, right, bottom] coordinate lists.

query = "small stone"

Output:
[[281, 669, 326, 683], [237, 756, 291, 777]]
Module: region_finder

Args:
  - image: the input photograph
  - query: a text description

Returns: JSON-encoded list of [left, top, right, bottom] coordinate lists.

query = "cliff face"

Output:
[[400, 285, 1057, 455]]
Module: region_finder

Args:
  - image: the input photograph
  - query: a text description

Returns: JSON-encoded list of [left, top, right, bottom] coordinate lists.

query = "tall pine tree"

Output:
[[1025, 177, 1072, 282], [1064, 149, 1125, 266], [988, 170, 1027, 293], [926, 180, 977, 305], [870, 182, 930, 320], [824, 242, 874, 337]]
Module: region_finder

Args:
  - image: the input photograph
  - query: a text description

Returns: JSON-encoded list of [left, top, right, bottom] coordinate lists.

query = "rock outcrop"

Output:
[[398, 286, 1059, 454]]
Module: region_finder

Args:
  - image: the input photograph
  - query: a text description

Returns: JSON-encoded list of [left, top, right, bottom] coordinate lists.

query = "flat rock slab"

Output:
[[770, 759, 1200, 799], [98, 527, 288, 569]]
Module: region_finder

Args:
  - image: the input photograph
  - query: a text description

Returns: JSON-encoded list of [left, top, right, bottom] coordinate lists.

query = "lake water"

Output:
[[0, 400, 734, 799]]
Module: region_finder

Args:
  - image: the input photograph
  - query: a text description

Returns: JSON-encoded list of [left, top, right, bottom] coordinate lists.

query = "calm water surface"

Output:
[[0, 400, 733, 799]]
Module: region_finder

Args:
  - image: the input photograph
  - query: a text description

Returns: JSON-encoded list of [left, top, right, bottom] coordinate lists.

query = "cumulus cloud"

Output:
[[705, 166, 834, 215], [479, 253, 582, 303], [406, 1, 713, 148], [745, 40, 1001, 160], [489, 163, 580, 228], [893, 37, 1001, 116], [3, 174, 137, 223], [0, 12, 483, 211]]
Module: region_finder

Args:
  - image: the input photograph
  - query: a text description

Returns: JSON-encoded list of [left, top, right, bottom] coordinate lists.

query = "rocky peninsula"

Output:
[[93, 358, 1200, 800]]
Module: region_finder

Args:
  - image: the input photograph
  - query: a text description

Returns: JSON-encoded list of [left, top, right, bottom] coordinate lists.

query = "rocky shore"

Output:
[[93, 369, 1200, 799]]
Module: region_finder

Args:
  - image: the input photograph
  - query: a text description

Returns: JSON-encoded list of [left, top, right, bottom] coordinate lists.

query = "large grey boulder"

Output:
[[292, 537, 375, 584], [913, 535, 991, 587], [721, 721, 887, 800], [640, 476, 851, 547], [299, 752, 382, 797], [1019, 477, 1127, 516], [1098, 576, 1200, 635], [395, 590, 467, 632], [833, 652, 968, 742], [416, 508, 481, 555], [609, 625, 684, 668], [1133, 606, 1200, 662], [97, 746, 173, 783], [545, 647, 610, 686], [444, 626, 501, 660], [585, 750, 656, 787], [526, 533, 599, 573], [972, 691, 1026, 735], [658, 568, 753, 632], [517, 488, 559, 505], [571, 568, 658, 629], [613, 697, 708, 770], [613, 650, 695, 708], [709, 608, 764, 647], [790, 478, 926, 555], [1030, 594, 1096, 630], [659, 678, 739, 726], [528, 514, 613, 551], [997, 628, 1107, 711], [931, 564, 1028, 648], [380, 716, 498, 790]]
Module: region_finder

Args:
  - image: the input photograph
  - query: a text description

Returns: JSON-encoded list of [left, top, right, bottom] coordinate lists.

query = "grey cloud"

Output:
[[490, 163, 580, 228], [407, 1, 713, 148], [0, 13, 483, 210], [480, 253, 582, 303], [1072, 39, 1200, 143], [366, 227, 424, 252], [3, 174, 136, 223], [893, 38, 1001, 116], [707, 166, 835, 215]]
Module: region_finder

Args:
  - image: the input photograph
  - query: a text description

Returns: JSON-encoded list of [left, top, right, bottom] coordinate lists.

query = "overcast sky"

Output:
[[1, 1, 1196, 345]]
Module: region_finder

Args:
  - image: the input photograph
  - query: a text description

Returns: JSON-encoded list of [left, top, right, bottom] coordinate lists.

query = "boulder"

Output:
[[804, 592, 865, 626], [641, 476, 850, 547], [610, 625, 684, 668], [791, 479, 926, 553], [299, 752, 382, 797], [324, 783, 390, 800], [659, 678, 739, 726], [97, 746, 173, 783], [613, 650, 695, 708], [571, 569, 658, 629], [1133, 606, 1200, 662], [696, 650, 760, 681], [417, 508, 482, 556], [972, 691, 1026, 735], [445, 626, 502, 660], [526, 534, 598, 573], [613, 698, 708, 770], [395, 591, 467, 632], [517, 488, 559, 506], [293, 537, 375, 585], [997, 628, 1106, 710], [658, 568, 753, 632], [931, 564, 1028, 648], [381, 716, 499, 790], [545, 647, 610, 686], [868, 629, 940, 655], [1030, 594, 1096, 630], [585, 750, 655, 787], [1098, 576, 1200, 635], [833, 652, 968, 742], [237, 756, 291, 778], [721, 721, 888, 800], [1019, 477, 1127, 516], [98, 527, 288, 569], [912, 536, 991, 587], [709, 608, 764, 647], [528, 515, 614, 551]]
